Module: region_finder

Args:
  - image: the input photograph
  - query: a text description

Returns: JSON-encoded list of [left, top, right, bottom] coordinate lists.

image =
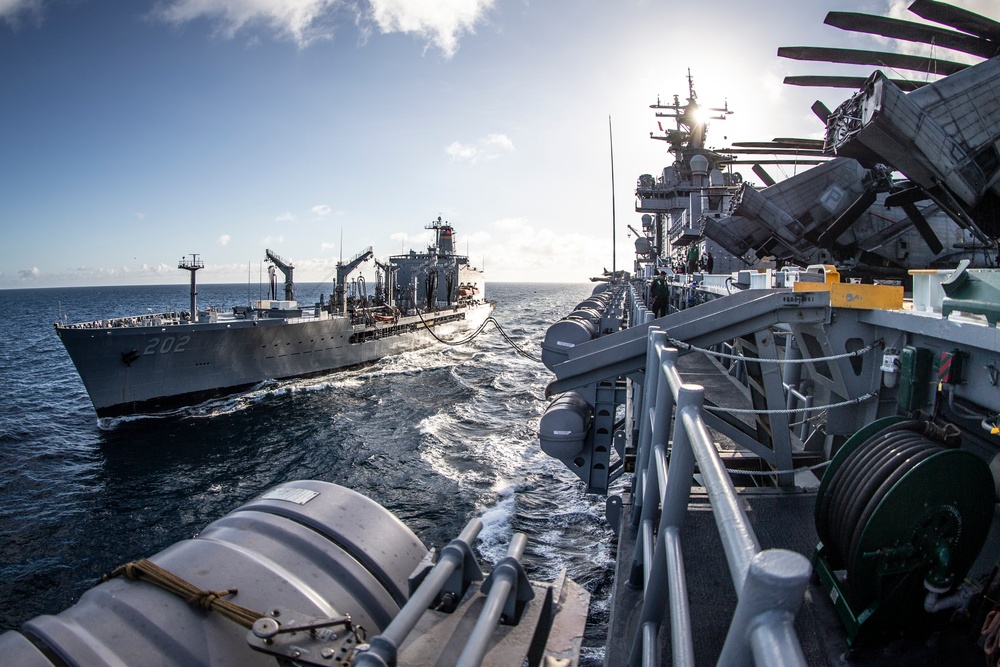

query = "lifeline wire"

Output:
[[723, 460, 831, 477], [702, 391, 878, 415], [668, 336, 883, 363], [415, 309, 541, 362]]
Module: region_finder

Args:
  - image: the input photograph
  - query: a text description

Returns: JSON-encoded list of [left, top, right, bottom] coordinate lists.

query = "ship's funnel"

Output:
[[438, 224, 454, 254]]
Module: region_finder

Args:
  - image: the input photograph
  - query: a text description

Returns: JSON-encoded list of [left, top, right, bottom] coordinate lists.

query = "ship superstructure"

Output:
[[634, 72, 750, 275], [541, 2, 1000, 665]]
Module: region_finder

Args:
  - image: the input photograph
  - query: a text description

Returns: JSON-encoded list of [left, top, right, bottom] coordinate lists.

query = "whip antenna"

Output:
[[609, 115, 617, 278]]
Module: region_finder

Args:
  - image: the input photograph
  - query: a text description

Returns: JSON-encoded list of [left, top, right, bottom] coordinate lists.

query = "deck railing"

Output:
[[626, 321, 811, 667], [57, 312, 184, 329], [353, 520, 539, 667], [354, 519, 484, 667]]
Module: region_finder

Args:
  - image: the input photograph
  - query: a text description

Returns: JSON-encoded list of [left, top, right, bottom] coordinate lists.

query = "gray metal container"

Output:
[[567, 308, 603, 325], [541, 319, 598, 370], [538, 392, 592, 461], [576, 297, 610, 311], [0, 480, 428, 667]]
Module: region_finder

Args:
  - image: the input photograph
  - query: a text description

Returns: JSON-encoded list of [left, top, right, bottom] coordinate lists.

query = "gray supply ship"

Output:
[[56, 218, 494, 419]]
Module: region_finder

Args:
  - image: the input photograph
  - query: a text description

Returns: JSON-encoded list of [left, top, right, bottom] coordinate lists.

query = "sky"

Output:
[[1, 0, 996, 288]]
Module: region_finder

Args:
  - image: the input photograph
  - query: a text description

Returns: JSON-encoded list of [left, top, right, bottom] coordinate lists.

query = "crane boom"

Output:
[[334, 246, 374, 312], [265, 249, 295, 301]]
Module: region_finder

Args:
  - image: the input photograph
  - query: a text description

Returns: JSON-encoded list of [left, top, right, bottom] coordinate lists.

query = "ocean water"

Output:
[[0, 281, 614, 663]]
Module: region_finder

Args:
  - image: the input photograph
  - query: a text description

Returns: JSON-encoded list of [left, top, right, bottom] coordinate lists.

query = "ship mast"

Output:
[[426, 216, 455, 254], [178, 254, 204, 317]]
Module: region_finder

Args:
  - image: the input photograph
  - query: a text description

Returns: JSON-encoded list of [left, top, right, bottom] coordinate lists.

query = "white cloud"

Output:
[[445, 141, 476, 161], [261, 235, 285, 245], [477, 218, 613, 282], [18, 266, 40, 279], [368, 0, 494, 57], [139, 263, 176, 275], [275, 211, 295, 222], [154, 0, 341, 47], [446, 132, 514, 164], [311, 204, 332, 216], [321, 241, 336, 251], [147, 0, 497, 55], [880, 0, 986, 65], [217, 234, 231, 245], [390, 229, 434, 250], [0, 0, 41, 25]]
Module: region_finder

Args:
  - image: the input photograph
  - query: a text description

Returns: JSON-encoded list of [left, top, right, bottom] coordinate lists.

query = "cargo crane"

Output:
[[373, 257, 397, 307], [334, 246, 373, 313], [265, 249, 295, 302]]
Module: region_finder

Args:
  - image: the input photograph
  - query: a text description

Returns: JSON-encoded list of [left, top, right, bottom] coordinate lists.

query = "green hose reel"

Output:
[[813, 417, 995, 645]]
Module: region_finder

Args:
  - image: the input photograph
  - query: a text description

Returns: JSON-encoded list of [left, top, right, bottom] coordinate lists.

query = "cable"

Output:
[[702, 392, 877, 415], [723, 460, 831, 477], [668, 336, 883, 363], [415, 308, 542, 362]]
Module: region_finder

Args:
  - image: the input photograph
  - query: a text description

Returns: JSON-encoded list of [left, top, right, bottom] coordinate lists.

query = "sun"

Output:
[[689, 103, 711, 127]]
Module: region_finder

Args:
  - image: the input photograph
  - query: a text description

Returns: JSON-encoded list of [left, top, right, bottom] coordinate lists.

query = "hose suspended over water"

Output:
[[414, 309, 541, 362]]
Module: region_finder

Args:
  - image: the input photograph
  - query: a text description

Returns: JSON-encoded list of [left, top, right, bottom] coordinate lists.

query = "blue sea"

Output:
[[0, 281, 613, 663]]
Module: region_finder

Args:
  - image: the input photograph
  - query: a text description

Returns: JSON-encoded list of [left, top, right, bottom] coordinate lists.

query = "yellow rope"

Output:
[[103, 558, 265, 629]]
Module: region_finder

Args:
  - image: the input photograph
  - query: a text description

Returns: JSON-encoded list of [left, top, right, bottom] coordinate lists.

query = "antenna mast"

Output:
[[609, 115, 617, 279], [178, 254, 204, 316]]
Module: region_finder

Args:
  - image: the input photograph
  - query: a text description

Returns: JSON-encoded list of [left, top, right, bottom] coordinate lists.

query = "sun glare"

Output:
[[690, 104, 710, 127]]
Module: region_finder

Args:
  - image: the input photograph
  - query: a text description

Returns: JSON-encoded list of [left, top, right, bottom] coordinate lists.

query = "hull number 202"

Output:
[[143, 336, 191, 355]]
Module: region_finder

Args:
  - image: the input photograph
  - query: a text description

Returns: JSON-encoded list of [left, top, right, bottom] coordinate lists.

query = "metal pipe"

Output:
[[684, 404, 760, 592], [624, 334, 810, 667], [800, 394, 814, 442], [642, 621, 658, 667], [659, 385, 699, 531], [717, 549, 810, 667], [629, 385, 699, 667], [633, 328, 667, 524], [640, 519, 655, 590], [748, 614, 809, 667], [631, 346, 676, 583], [641, 445, 670, 589], [358, 519, 483, 666], [924, 584, 974, 614], [455, 534, 527, 667], [664, 526, 695, 667], [658, 346, 683, 402]]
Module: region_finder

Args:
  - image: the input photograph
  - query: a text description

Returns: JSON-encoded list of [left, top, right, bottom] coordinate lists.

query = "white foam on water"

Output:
[[96, 344, 455, 429], [418, 437, 464, 484], [475, 491, 517, 565]]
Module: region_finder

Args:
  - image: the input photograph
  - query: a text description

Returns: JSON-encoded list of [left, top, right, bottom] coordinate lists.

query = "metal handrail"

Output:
[[355, 519, 483, 667], [455, 534, 529, 666], [626, 303, 811, 667]]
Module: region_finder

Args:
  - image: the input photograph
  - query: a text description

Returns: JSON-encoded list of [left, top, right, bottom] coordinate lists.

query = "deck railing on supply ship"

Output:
[[57, 311, 185, 329], [625, 311, 811, 667]]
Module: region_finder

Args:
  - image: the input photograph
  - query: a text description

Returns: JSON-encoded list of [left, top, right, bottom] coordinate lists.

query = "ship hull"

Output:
[[56, 302, 494, 418]]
